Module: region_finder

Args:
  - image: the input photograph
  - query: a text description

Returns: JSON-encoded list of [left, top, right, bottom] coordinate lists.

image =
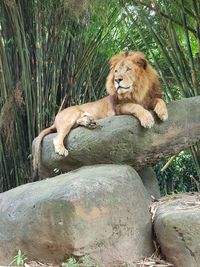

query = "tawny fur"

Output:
[[33, 51, 168, 181]]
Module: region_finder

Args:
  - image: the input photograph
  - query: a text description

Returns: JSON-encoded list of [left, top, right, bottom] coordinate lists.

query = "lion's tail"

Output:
[[32, 125, 56, 182]]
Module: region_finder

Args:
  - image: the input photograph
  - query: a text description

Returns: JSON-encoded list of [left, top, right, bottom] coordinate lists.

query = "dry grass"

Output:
[[24, 262, 59, 267], [63, 0, 90, 15], [0, 95, 15, 144], [0, 80, 24, 144], [135, 255, 174, 267]]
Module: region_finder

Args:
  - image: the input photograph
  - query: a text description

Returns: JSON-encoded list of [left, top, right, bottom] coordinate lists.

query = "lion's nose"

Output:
[[115, 78, 123, 84]]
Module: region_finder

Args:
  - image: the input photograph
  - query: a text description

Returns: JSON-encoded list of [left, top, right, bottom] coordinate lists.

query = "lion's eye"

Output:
[[126, 67, 131, 72], [115, 69, 118, 73]]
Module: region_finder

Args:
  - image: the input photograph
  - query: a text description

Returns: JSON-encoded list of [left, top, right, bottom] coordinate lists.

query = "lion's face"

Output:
[[106, 51, 148, 97], [113, 59, 138, 95]]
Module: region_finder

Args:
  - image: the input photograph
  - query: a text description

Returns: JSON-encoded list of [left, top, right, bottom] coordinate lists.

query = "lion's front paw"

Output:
[[154, 102, 168, 121], [139, 110, 155, 128], [55, 146, 69, 157]]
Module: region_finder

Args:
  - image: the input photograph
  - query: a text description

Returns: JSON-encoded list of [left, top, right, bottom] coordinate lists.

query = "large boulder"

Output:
[[0, 165, 154, 266], [154, 193, 200, 267], [33, 96, 200, 179]]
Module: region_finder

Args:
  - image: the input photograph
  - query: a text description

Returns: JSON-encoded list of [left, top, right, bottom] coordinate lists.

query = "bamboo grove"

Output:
[[0, 0, 200, 193]]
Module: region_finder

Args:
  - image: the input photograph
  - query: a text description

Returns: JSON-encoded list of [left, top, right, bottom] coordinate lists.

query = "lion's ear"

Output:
[[137, 58, 147, 69], [106, 72, 116, 96], [131, 52, 147, 70]]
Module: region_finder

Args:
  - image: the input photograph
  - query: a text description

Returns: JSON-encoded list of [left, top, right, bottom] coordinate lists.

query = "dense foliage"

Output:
[[155, 151, 198, 195], [0, 0, 199, 192]]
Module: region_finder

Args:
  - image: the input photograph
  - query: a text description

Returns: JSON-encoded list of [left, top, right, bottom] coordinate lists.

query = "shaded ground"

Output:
[[23, 255, 174, 267]]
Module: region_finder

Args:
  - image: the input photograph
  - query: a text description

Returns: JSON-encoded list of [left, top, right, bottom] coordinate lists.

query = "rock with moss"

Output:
[[0, 164, 154, 266]]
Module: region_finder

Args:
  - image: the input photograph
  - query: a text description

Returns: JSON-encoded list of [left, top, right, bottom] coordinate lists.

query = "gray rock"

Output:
[[33, 96, 200, 179], [154, 193, 200, 267], [138, 167, 160, 200], [0, 165, 154, 266]]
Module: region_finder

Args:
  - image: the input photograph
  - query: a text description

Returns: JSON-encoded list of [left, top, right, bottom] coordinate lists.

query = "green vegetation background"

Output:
[[0, 0, 200, 194]]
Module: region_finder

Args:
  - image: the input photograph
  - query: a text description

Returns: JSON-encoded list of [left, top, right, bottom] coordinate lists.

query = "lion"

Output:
[[33, 51, 168, 180]]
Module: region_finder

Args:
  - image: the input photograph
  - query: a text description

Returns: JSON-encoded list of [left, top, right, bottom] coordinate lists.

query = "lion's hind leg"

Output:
[[53, 126, 72, 157], [53, 111, 97, 157], [53, 107, 82, 157], [76, 112, 97, 129]]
